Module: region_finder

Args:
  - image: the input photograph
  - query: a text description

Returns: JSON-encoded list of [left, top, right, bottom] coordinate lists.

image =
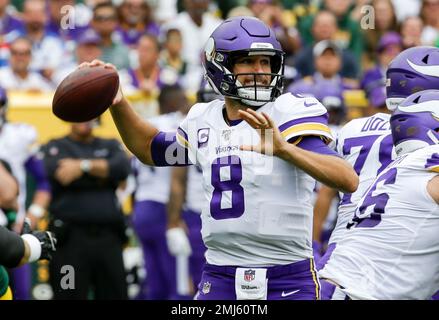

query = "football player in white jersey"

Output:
[[314, 46, 439, 299], [0, 87, 50, 230], [0, 87, 51, 300], [319, 89, 439, 300], [80, 16, 358, 300]]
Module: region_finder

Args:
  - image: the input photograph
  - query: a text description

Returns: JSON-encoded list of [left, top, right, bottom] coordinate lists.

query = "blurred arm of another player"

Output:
[[0, 222, 56, 268], [239, 108, 359, 194], [313, 185, 338, 244], [79, 60, 189, 167], [166, 166, 192, 256], [20, 155, 52, 231]]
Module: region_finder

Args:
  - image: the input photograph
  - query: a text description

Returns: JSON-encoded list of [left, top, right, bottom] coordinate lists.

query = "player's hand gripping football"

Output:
[[238, 108, 287, 157], [78, 59, 123, 105]]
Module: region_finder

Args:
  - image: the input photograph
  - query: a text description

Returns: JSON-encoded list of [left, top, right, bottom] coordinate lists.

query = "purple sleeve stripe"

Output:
[[294, 136, 341, 157], [278, 114, 329, 132], [151, 131, 191, 167], [177, 127, 188, 141], [425, 153, 439, 171], [24, 156, 51, 191]]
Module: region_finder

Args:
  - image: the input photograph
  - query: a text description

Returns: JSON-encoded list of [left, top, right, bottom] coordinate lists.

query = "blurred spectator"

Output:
[[400, 16, 424, 49], [159, 28, 187, 80], [121, 34, 181, 97], [288, 40, 357, 124], [212, 0, 245, 19], [420, 0, 439, 45], [0, 0, 23, 41], [116, 0, 160, 48], [52, 29, 102, 86], [91, 1, 131, 70], [350, 0, 373, 22], [163, 0, 222, 93], [0, 85, 51, 299], [294, 10, 359, 79], [20, 0, 65, 81], [0, 37, 53, 91], [131, 84, 187, 300], [391, 0, 422, 22], [249, 0, 301, 57], [227, 4, 254, 18], [363, 0, 399, 64], [152, 0, 178, 24], [42, 119, 131, 300], [299, 0, 365, 64], [0, 0, 24, 67], [361, 32, 402, 114]]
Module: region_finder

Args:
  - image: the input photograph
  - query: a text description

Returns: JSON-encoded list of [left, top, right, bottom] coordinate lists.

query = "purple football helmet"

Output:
[[203, 16, 284, 107], [386, 46, 439, 111], [197, 76, 223, 103], [0, 87, 7, 128], [390, 89, 439, 156]]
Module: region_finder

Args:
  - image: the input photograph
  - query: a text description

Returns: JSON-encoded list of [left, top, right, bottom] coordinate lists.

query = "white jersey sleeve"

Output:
[[273, 93, 333, 143]]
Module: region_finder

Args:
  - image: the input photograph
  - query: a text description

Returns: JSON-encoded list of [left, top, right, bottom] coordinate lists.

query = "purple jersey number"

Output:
[[341, 134, 393, 205], [347, 167, 398, 229], [210, 155, 245, 220]]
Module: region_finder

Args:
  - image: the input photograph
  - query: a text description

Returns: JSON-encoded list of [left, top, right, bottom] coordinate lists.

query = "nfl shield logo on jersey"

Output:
[[222, 129, 232, 141], [244, 269, 255, 282]]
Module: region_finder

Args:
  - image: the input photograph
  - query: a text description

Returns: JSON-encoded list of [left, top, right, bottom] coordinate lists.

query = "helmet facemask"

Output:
[[223, 52, 283, 108], [204, 40, 284, 109]]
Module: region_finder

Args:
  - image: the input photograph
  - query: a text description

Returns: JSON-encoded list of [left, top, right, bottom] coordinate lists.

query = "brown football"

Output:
[[52, 65, 119, 122]]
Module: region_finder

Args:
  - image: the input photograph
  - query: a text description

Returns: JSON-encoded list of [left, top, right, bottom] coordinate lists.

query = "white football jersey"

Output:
[[0, 123, 39, 218], [330, 113, 395, 244], [185, 164, 205, 213], [133, 112, 183, 204], [319, 145, 439, 299], [177, 93, 333, 266]]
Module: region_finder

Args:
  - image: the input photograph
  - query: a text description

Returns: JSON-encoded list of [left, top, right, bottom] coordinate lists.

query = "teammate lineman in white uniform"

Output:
[[315, 46, 439, 299], [319, 89, 439, 300], [79, 16, 358, 300]]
